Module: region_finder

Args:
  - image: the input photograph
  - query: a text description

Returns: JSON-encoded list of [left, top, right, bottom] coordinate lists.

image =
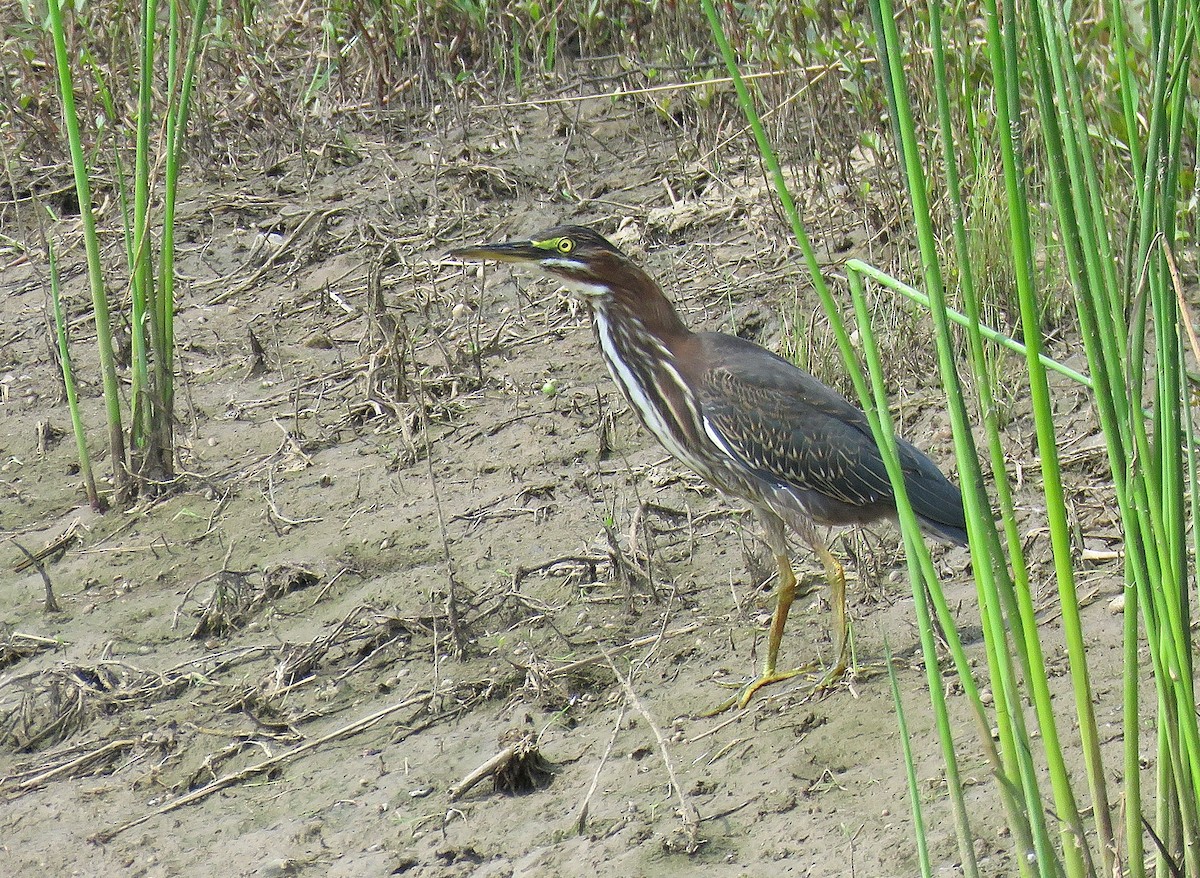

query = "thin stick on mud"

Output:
[[12, 521, 79, 573], [602, 652, 701, 853], [575, 700, 627, 835], [417, 388, 466, 658], [89, 691, 432, 844], [204, 207, 342, 305], [6, 739, 136, 794]]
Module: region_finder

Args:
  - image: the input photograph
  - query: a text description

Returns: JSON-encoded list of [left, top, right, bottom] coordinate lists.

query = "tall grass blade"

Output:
[[158, 0, 212, 474], [1029, 0, 1198, 870], [874, 0, 1083, 869], [129, 0, 159, 472], [46, 0, 210, 504], [848, 267, 983, 877]]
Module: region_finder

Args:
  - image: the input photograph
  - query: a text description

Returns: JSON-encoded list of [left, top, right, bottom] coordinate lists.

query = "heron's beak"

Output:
[[445, 240, 542, 265]]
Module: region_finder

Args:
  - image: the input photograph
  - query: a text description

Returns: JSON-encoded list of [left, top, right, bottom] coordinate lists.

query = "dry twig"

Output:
[[11, 520, 80, 573], [417, 386, 467, 658], [9, 540, 60, 613], [1, 739, 136, 797], [602, 653, 701, 853], [547, 623, 701, 680], [574, 701, 627, 835]]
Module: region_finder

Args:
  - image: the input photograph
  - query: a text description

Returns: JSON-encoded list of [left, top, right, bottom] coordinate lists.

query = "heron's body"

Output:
[[594, 312, 966, 544], [449, 225, 966, 709]]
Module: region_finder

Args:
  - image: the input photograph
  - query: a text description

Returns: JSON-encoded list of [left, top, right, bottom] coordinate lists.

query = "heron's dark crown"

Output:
[[530, 225, 626, 259], [519, 225, 639, 286]]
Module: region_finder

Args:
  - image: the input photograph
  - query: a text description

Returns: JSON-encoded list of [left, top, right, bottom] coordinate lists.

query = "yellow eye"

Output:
[[557, 238, 574, 254]]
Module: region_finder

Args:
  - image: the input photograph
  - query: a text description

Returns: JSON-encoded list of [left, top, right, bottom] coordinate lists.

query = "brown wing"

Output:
[[695, 334, 966, 542]]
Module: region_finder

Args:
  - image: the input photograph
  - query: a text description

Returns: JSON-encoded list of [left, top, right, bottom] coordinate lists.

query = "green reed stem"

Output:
[[849, 262, 1092, 389], [848, 267, 981, 877], [158, 0, 210, 468], [48, 234, 100, 510], [128, 0, 158, 461], [46, 0, 129, 504], [886, 641, 932, 878]]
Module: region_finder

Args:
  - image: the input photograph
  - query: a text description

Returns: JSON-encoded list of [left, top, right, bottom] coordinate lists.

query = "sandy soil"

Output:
[[1, 90, 1129, 877]]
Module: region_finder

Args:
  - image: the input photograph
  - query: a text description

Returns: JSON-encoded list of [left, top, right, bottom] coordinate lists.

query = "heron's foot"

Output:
[[808, 657, 849, 697], [702, 658, 849, 716], [702, 665, 811, 716]]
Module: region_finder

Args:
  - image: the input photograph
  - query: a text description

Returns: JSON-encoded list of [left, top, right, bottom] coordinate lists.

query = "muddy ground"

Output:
[[2, 83, 1131, 877]]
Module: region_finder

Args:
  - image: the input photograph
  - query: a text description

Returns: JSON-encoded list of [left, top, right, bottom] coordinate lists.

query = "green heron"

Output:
[[448, 225, 966, 710]]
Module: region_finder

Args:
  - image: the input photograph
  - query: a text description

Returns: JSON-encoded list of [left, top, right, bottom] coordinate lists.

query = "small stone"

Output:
[[257, 858, 296, 878]]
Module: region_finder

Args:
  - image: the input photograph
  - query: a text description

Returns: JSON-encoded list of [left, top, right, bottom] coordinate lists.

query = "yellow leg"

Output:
[[813, 542, 849, 688], [705, 554, 811, 715], [706, 544, 852, 715]]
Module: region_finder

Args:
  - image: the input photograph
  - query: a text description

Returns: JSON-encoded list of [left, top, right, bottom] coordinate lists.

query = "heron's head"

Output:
[[447, 225, 638, 299]]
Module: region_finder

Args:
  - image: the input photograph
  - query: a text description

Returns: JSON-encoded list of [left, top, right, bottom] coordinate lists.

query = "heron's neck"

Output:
[[589, 287, 691, 375], [589, 295, 709, 474], [609, 271, 690, 339]]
